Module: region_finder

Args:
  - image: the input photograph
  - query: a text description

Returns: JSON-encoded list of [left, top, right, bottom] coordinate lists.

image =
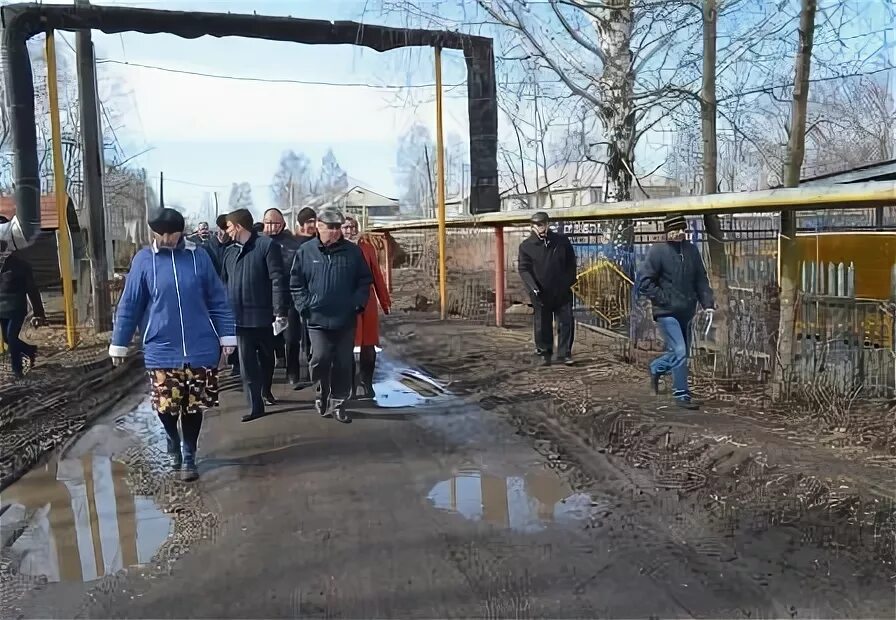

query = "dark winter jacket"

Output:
[[0, 254, 46, 319], [202, 234, 229, 277], [290, 238, 372, 331], [518, 231, 578, 309], [109, 239, 236, 369], [637, 240, 714, 319], [269, 229, 302, 274], [222, 232, 290, 328]]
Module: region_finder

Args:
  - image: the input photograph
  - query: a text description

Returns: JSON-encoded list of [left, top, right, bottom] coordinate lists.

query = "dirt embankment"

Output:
[[380, 311, 896, 586]]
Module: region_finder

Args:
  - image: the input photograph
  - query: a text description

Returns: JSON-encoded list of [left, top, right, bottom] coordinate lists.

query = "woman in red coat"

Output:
[[342, 216, 391, 398]]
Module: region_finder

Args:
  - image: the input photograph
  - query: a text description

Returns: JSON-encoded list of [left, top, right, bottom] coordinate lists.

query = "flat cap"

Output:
[[318, 209, 345, 226], [530, 211, 549, 224]]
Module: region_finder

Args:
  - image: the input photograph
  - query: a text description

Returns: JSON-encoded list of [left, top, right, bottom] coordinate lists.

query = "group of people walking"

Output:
[[3, 201, 713, 484], [108, 205, 390, 481]]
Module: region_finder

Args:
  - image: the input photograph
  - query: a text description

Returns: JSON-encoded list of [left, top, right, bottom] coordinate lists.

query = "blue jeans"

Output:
[[1, 313, 34, 376], [650, 314, 692, 396]]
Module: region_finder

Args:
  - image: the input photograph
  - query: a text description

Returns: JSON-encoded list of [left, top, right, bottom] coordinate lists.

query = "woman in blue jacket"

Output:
[[109, 208, 236, 481]]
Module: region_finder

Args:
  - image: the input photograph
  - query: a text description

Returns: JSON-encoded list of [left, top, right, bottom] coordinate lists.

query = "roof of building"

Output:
[[0, 194, 61, 229], [799, 159, 896, 186]]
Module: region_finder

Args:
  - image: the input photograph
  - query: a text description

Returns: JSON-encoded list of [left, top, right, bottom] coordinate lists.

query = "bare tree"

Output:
[[271, 150, 313, 211], [775, 0, 818, 393]]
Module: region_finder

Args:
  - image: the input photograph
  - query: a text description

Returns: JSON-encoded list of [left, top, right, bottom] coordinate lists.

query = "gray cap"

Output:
[[318, 209, 345, 226]]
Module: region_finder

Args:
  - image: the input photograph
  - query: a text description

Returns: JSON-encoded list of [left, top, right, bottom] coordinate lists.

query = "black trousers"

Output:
[[237, 326, 275, 415], [351, 345, 377, 392], [533, 300, 574, 358], [308, 324, 356, 405], [274, 307, 304, 383]]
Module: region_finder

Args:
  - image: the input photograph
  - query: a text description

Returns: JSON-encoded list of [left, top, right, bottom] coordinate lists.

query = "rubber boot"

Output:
[[180, 413, 202, 482], [158, 414, 182, 471]]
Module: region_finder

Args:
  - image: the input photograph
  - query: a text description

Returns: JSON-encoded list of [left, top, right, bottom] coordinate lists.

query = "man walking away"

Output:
[[222, 208, 290, 422], [262, 207, 303, 383], [291, 209, 372, 423], [0, 245, 47, 378], [518, 211, 578, 367], [637, 213, 714, 410]]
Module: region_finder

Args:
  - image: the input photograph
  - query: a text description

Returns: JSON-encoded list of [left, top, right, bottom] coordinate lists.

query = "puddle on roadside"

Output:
[[427, 466, 596, 533], [0, 399, 172, 584]]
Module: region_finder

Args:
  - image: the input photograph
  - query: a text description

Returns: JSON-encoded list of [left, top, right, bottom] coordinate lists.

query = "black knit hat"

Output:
[[530, 211, 549, 224], [148, 207, 185, 235], [663, 213, 687, 232], [296, 207, 317, 226]]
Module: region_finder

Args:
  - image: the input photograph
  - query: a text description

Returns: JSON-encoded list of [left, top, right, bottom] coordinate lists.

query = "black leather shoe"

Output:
[[263, 393, 278, 406], [241, 412, 266, 423], [316, 399, 331, 418], [334, 402, 352, 424]]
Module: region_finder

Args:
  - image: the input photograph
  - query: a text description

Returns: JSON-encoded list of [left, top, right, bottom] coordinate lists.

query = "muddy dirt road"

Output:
[[2, 350, 893, 618]]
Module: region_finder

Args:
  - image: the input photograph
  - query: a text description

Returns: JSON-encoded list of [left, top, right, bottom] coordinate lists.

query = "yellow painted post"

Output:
[[435, 47, 447, 320], [46, 30, 78, 349]]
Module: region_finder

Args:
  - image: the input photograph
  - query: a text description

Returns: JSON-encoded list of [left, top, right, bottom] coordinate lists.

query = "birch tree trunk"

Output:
[[774, 0, 817, 396], [593, 0, 635, 257]]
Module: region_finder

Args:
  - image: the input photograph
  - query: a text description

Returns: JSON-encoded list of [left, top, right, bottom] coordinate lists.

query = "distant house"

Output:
[[0, 194, 84, 288], [293, 186, 401, 229]]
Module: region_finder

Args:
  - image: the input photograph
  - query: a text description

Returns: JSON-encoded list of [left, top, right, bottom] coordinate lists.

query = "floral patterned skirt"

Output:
[[147, 366, 220, 417]]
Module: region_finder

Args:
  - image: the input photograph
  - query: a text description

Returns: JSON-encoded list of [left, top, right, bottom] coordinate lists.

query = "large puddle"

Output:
[[0, 400, 172, 584], [427, 466, 595, 533]]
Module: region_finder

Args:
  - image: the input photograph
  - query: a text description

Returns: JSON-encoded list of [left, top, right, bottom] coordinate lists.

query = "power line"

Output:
[[95, 58, 470, 90]]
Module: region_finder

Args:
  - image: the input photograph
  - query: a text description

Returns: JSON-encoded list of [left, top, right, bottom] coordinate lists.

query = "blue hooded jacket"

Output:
[[109, 239, 237, 369]]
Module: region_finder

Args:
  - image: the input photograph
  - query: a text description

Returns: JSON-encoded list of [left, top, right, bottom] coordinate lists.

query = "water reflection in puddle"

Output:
[[1, 405, 172, 584], [373, 368, 447, 409], [427, 467, 594, 532]]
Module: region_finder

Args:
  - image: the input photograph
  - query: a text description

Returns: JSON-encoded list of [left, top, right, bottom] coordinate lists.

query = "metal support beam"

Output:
[[75, 13, 112, 331], [370, 182, 896, 232], [435, 46, 447, 320], [494, 225, 505, 328], [46, 31, 77, 348]]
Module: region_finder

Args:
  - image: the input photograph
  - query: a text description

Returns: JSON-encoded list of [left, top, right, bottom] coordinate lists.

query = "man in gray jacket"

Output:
[[290, 209, 372, 423], [637, 213, 714, 410]]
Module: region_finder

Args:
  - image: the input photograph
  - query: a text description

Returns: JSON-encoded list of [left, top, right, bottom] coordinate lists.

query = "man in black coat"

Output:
[[290, 209, 372, 423], [518, 211, 578, 367], [0, 247, 47, 378], [637, 213, 714, 410], [262, 207, 306, 384], [222, 208, 290, 422]]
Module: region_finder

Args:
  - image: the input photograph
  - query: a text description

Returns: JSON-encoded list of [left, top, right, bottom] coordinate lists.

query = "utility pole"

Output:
[[75, 0, 111, 332], [159, 171, 165, 207]]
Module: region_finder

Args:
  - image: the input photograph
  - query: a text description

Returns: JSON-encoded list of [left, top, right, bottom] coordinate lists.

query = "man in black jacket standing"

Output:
[[518, 211, 578, 367], [223, 208, 290, 422], [291, 209, 372, 423], [637, 213, 714, 410]]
